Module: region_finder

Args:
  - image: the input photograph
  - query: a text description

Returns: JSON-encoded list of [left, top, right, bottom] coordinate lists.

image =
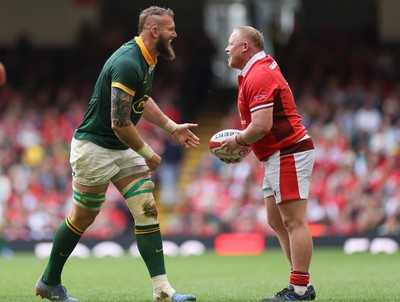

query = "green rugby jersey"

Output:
[[74, 37, 156, 150]]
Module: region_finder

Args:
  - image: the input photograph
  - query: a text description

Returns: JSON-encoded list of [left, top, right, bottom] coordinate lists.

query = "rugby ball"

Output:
[[209, 129, 252, 160]]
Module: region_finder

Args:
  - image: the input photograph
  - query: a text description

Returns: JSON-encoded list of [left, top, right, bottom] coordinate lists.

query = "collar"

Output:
[[239, 51, 266, 77], [134, 36, 157, 66]]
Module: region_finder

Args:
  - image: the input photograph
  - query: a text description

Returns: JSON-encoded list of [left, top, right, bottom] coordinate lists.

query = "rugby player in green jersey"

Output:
[[35, 6, 199, 302]]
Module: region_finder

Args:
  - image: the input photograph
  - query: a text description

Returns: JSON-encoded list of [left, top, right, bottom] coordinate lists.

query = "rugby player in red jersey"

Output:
[[222, 26, 316, 301]]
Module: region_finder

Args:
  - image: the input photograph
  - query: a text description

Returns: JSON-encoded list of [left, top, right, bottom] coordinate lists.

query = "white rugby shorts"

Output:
[[70, 138, 149, 186], [262, 148, 315, 203]]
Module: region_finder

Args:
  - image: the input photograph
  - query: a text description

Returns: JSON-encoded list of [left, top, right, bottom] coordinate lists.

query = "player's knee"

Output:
[[71, 187, 105, 230], [267, 215, 285, 232], [122, 177, 158, 225], [70, 207, 99, 230], [72, 186, 106, 211], [283, 216, 308, 233]]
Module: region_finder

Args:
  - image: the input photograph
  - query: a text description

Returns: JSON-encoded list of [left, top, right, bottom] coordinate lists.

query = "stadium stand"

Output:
[[0, 19, 399, 247]]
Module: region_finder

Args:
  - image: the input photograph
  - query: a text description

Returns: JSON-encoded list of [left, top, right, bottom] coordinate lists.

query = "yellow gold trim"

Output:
[[66, 216, 84, 236], [135, 226, 160, 235], [134, 36, 156, 65], [112, 82, 135, 96]]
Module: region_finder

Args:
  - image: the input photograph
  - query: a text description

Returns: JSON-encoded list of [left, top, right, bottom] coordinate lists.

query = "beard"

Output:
[[156, 34, 176, 60], [227, 55, 241, 70], [227, 57, 236, 69]]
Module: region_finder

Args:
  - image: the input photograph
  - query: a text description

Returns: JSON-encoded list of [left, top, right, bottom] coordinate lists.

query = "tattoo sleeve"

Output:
[[111, 87, 133, 127]]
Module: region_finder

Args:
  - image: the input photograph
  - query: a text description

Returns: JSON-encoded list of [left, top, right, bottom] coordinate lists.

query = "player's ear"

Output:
[[242, 42, 249, 52], [151, 26, 158, 38]]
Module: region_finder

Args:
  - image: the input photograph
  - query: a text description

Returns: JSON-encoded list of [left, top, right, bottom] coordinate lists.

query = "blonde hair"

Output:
[[138, 6, 174, 34], [235, 26, 264, 51]]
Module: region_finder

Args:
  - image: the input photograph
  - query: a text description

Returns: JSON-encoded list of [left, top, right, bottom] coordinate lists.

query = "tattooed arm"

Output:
[[110, 86, 161, 170]]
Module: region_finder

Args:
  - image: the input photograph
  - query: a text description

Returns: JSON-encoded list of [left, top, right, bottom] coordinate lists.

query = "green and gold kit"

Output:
[[74, 37, 156, 150]]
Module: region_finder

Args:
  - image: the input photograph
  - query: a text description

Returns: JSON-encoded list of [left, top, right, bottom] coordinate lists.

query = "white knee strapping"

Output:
[[72, 186, 106, 211], [121, 177, 158, 225]]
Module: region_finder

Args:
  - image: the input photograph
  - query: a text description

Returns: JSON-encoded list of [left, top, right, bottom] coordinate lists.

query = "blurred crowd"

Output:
[[0, 23, 400, 249], [171, 26, 400, 237]]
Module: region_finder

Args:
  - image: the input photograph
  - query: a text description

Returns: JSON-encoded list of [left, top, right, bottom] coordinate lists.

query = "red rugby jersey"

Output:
[[237, 52, 308, 161]]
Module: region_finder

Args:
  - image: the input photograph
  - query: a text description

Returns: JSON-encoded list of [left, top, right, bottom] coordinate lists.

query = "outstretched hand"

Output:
[[172, 123, 200, 149]]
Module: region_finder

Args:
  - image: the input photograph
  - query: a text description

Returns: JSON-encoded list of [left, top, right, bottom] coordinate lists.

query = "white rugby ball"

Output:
[[209, 129, 252, 160]]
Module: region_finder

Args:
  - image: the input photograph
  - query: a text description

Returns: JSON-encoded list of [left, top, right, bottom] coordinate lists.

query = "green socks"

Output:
[[135, 223, 166, 277], [42, 217, 82, 285], [42, 220, 166, 284]]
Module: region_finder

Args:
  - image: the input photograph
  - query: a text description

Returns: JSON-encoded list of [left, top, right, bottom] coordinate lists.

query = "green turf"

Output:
[[0, 247, 398, 301]]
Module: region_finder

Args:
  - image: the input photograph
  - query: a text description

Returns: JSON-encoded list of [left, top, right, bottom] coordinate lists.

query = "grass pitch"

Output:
[[0, 248, 398, 301]]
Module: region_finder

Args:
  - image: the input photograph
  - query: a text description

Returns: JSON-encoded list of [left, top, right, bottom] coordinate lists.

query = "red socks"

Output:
[[290, 271, 310, 286]]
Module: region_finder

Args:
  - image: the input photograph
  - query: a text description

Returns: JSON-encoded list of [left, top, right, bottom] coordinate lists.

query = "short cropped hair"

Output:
[[235, 26, 265, 50], [138, 6, 174, 34]]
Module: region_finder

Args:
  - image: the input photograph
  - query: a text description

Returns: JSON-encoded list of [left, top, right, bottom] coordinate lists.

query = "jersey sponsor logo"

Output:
[[155, 248, 163, 253], [132, 95, 149, 114], [253, 94, 268, 101]]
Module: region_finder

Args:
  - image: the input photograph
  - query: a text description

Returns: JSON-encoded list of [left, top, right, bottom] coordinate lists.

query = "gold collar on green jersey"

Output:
[[134, 36, 157, 66]]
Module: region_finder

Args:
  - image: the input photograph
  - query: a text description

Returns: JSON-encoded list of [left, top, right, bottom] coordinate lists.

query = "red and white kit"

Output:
[[237, 51, 315, 202]]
